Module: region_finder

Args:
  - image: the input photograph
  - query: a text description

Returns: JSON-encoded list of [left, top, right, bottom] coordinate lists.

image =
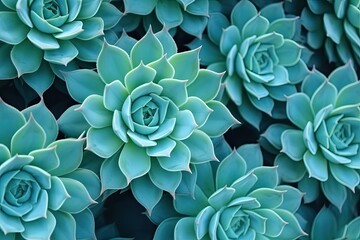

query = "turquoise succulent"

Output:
[[189, 0, 309, 129], [0, 0, 121, 94], [301, 0, 360, 67], [261, 63, 360, 210], [154, 144, 307, 239], [115, 0, 210, 38], [0, 99, 100, 239], [62, 28, 239, 213]]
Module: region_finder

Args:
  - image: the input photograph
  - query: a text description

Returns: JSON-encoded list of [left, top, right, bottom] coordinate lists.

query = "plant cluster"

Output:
[[0, 0, 359, 239]]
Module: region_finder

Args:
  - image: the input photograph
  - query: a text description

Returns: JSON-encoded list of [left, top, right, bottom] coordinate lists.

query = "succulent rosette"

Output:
[[302, 0, 360, 67], [153, 144, 307, 239], [188, 0, 309, 129], [261, 63, 360, 210], [115, 0, 209, 38], [62, 28, 238, 213], [0, 99, 100, 239], [0, 0, 121, 94]]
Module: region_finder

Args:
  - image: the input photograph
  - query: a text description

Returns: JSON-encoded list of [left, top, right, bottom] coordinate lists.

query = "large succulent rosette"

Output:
[[189, 0, 309, 129], [261, 63, 360, 210], [0, 99, 100, 239], [63, 29, 238, 213], [115, 0, 209, 38], [0, 0, 121, 94], [154, 144, 307, 239], [302, 0, 360, 67]]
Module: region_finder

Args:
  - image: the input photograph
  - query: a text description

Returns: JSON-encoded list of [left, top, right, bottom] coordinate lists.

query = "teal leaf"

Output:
[[254, 209, 287, 238], [321, 174, 347, 211], [0, 144, 11, 164], [22, 61, 55, 95], [286, 93, 313, 129], [195, 206, 216, 239], [71, 38, 103, 62], [231, 0, 258, 31], [95, 2, 122, 29], [329, 163, 360, 191], [180, 97, 212, 128], [79, 94, 112, 128], [86, 126, 124, 158], [310, 82, 337, 113], [155, 0, 183, 29], [30, 147, 59, 172], [125, 63, 157, 92], [123, 0, 157, 14], [0, 99, 26, 148], [189, 36, 224, 66], [119, 141, 151, 184], [130, 28, 163, 66], [276, 185, 303, 213], [11, 116, 46, 155], [200, 101, 239, 137], [131, 174, 163, 215], [324, 13, 343, 44], [216, 150, 246, 188], [27, 28, 59, 50], [311, 206, 337, 240], [100, 152, 128, 191], [103, 80, 129, 111], [176, 164, 197, 198], [60, 178, 96, 214], [303, 151, 328, 181], [0, 44, 17, 79], [76, 18, 104, 40], [336, 81, 360, 108], [51, 211, 76, 239], [298, 176, 320, 203], [54, 21, 84, 40], [248, 188, 285, 209], [76, 0, 102, 19], [0, 211, 24, 234], [64, 69, 105, 103], [261, 123, 290, 150], [48, 138, 85, 176], [22, 98, 58, 145], [242, 14, 269, 40], [328, 62, 358, 91], [237, 143, 263, 171], [169, 48, 200, 84], [274, 209, 307, 239], [208, 186, 235, 210], [174, 217, 197, 240], [157, 140, 191, 172], [281, 129, 307, 161], [47, 176, 70, 211], [11, 39, 42, 76], [146, 137, 176, 157], [148, 55, 175, 83], [44, 40, 78, 65], [0, 12, 29, 44], [58, 105, 90, 138], [73, 209, 96, 239], [21, 188, 48, 221], [207, 12, 230, 44], [179, 13, 207, 38], [21, 211, 56, 239], [183, 130, 218, 164], [220, 25, 241, 56], [158, 79, 188, 106], [251, 166, 279, 190], [149, 160, 182, 196], [154, 218, 179, 240], [225, 73, 243, 106], [155, 28, 178, 57], [98, 41, 132, 84], [170, 110, 197, 140], [268, 17, 298, 39], [174, 185, 208, 215], [276, 40, 302, 67], [187, 69, 222, 102], [275, 154, 306, 183]]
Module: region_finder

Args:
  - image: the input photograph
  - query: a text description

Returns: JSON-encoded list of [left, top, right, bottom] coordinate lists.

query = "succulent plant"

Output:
[[189, 0, 309, 129], [0, 98, 100, 239], [114, 0, 210, 38], [62, 28, 238, 213], [153, 144, 307, 239], [301, 0, 360, 67], [261, 63, 360, 210], [0, 0, 121, 94]]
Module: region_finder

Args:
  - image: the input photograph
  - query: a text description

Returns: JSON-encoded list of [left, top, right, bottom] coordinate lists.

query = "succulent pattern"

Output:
[[115, 0, 210, 38], [62, 28, 238, 213], [302, 0, 360, 67], [0, 99, 100, 239], [154, 144, 306, 239], [189, 0, 309, 129], [262, 63, 360, 210], [0, 0, 121, 94]]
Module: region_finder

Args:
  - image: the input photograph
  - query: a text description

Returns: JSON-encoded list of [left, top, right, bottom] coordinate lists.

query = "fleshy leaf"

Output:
[[281, 129, 307, 161], [329, 163, 360, 191], [73, 209, 96, 240], [86, 127, 123, 158], [175, 217, 197, 240], [155, 0, 183, 29], [100, 152, 128, 191], [303, 151, 328, 181], [0, 12, 29, 44], [21, 211, 56, 240], [169, 48, 200, 84], [311, 206, 337, 240], [286, 93, 313, 129], [11, 39, 42, 76], [321, 174, 347, 211], [58, 105, 90, 138], [157, 140, 191, 172], [158, 78, 188, 106], [187, 69, 222, 102], [47, 176, 70, 211], [183, 130, 217, 164], [51, 211, 76, 239], [216, 150, 246, 189], [79, 94, 113, 128], [170, 110, 197, 141]]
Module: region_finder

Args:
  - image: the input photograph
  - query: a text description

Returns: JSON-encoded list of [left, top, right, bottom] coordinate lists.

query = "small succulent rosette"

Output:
[[0, 0, 121, 94], [0, 99, 100, 239], [115, 0, 210, 38], [261, 63, 360, 211], [153, 144, 307, 239], [62, 28, 238, 213], [302, 0, 360, 67], [188, 0, 309, 129]]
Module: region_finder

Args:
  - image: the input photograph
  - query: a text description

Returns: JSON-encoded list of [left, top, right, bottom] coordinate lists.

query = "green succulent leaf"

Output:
[[183, 130, 217, 164], [51, 211, 76, 239], [170, 110, 197, 141], [155, 0, 183, 29], [80, 94, 113, 128], [286, 93, 313, 129], [180, 97, 212, 128], [86, 127, 124, 158], [123, 0, 157, 15], [169, 48, 200, 83], [100, 152, 128, 191], [321, 174, 347, 211], [174, 185, 208, 215], [311, 206, 337, 240], [187, 69, 222, 103], [281, 129, 306, 161], [47, 176, 70, 211], [157, 140, 191, 172], [274, 208, 308, 239], [58, 105, 90, 138], [304, 151, 328, 181], [21, 211, 56, 240], [329, 163, 360, 191], [11, 39, 42, 76], [216, 150, 246, 189], [174, 217, 197, 240], [73, 208, 96, 239], [0, 12, 29, 44]]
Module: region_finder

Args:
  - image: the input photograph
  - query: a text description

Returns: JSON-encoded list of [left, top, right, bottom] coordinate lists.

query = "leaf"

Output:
[[98, 41, 132, 84], [174, 185, 208, 215], [123, 0, 157, 15], [329, 163, 360, 191], [27, 28, 59, 50], [170, 110, 197, 140], [155, 0, 183, 29], [86, 127, 124, 158], [303, 151, 329, 181], [200, 101, 239, 137], [11, 116, 46, 155], [79, 94, 113, 128], [231, 0, 258, 31], [0, 44, 17, 79], [220, 25, 241, 56], [336, 81, 360, 108], [0, 12, 29, 44], [216, 150, 246, 188], [58, 105, 90, 138], [75, 18, 104, 40], [158, 78, 188, 106], [71, 38, 102, 62], [22, 61, 55, 95], [274, 209, 307, 239], [281, 129, 307, 161], [174, 217, 198, 240], [131, 28, 163, 66], [30, 147, 59, 172], [286, 93, 314, 129], [48, 138, 85, 176], [146, 137, 176, 157], [187, 69, 222, 102], [274, 154, 307, 182], [248, 188, 285, 209], [131, 174, 163, 215], [321, 174, 347, 211], [64, 69, 105, 103], [94, 2, 122, 29], [47, 176, 70, 211], [179, 12, 207, 38], [73, 209, 97, 239], [157, 140, 191, 172], [51, 211, 76, 239], [11, 39, 42, 76], [100, 152, 128, 191], [76, 0, 102, 19], [276, 185, 303, 213], [21, 211, 56, 239], [310, 81, 337, 113], [208, 186, 235, 210], [242, 14, 269, 40], [44, 40, 78, 65], [180, 97, 212, 128], [60, 178, 96, 214], [149, 160, 182, 196], [254, 209, 287, 238], [311, 206, 337, 240], [119, 141, 151, 183], [183, 130, 218, 164], [169, 48, 200, 84]]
